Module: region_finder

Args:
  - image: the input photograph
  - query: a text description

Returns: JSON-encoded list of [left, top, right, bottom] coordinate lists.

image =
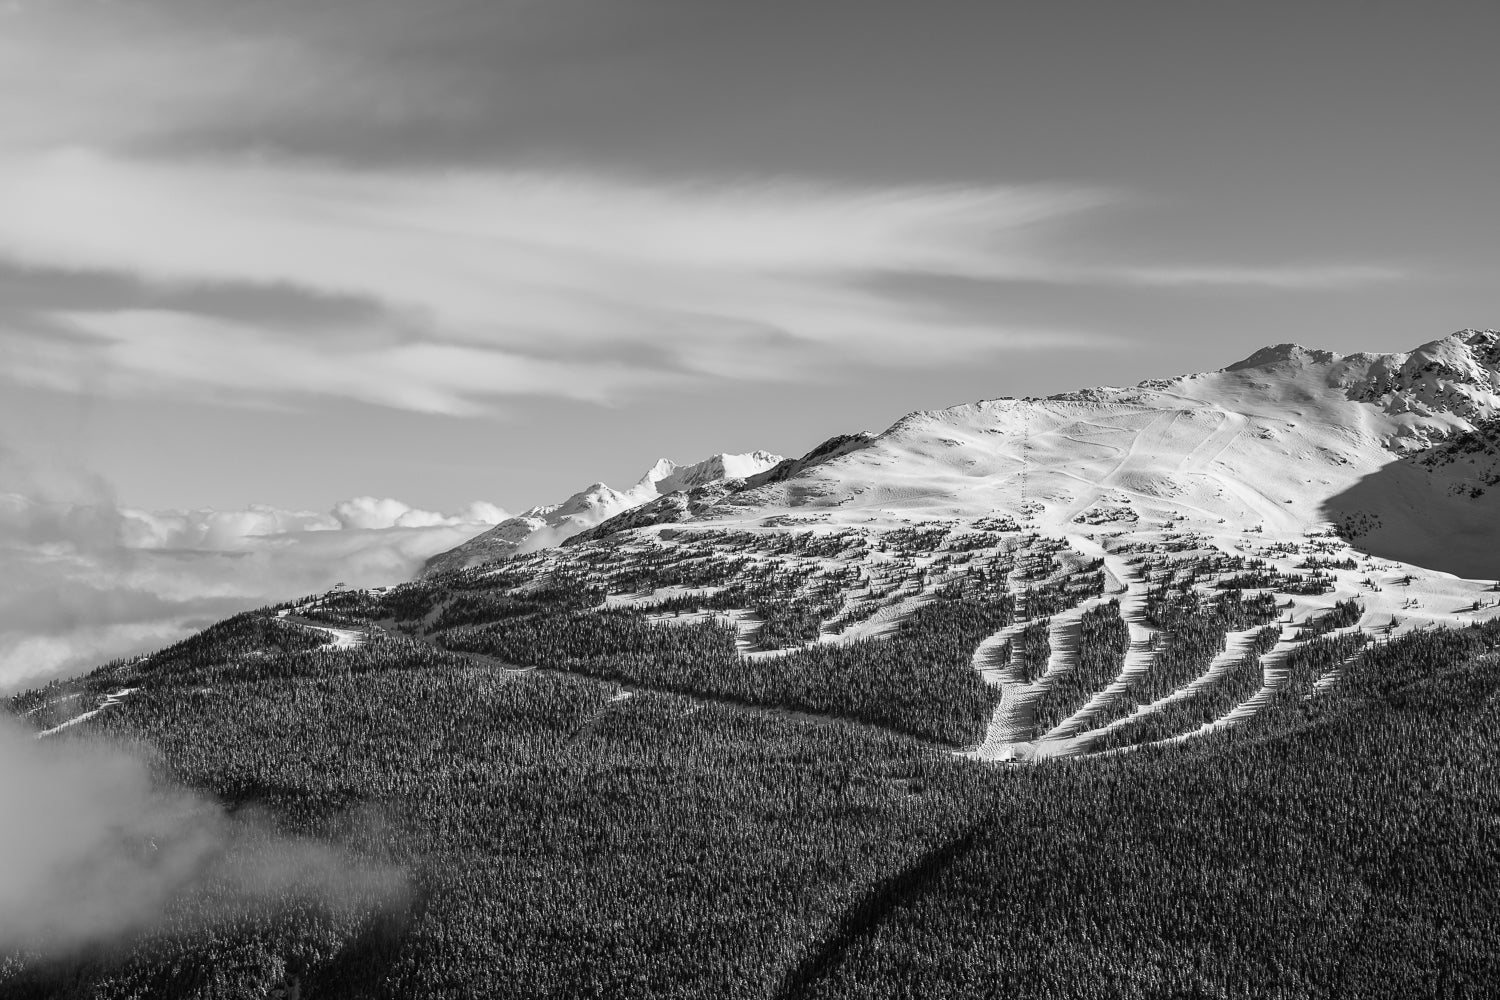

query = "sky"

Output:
[[1, 0, 1498, 684]]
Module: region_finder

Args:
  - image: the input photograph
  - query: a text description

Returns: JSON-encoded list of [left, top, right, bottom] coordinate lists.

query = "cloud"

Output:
[[119, 505, 338, 549], [330, 495, 506, 530], [0, 147, 1408, 416], [0, 714, 402, 956], [0, 0, 1416, 422], [0, 148, 1119, 414], [0, 511, 497, 691], [0, 452, 507, 691], [0, 0, 537, 157], [111, 495, 509, 546], [0, 529, 498, 693], [1103, 263, 1407, 290]]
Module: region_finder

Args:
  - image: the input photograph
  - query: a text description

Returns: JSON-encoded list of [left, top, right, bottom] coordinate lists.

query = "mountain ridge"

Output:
[[424, 449, 784, 574], [548, 329, 1499, 578]]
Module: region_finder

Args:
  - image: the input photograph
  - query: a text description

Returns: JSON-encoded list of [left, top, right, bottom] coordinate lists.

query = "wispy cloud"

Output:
[[0, 1, 1411, 419], [0, 144, 1406, 414], [0, 150, 1118, 414], [1103, 263, 1406, 290], [0, 0, 1410, 425]]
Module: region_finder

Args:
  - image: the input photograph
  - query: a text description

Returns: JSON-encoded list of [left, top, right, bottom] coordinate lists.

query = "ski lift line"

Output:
[[1018, 408, 1030, 508]]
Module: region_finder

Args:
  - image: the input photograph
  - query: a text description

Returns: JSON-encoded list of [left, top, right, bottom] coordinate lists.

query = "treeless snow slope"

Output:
[[718, 331, 1500, 580]]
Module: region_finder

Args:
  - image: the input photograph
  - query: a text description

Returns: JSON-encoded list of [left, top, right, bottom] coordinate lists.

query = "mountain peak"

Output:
[[652, 451, 785, 494], [1223, 343, 1342, 372], [1414, 329, 1500, 368], [637, 458, 680, 486], [424, 449, 781, 574], [1454, 328, 1499, 348]]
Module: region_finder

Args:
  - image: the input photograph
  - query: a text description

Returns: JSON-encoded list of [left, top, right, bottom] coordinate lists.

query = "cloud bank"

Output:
[[0, 453, 505, 691]]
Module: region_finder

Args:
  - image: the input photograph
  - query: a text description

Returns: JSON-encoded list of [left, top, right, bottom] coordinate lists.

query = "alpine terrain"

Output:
[[8, 330, 1500, 999], [425, 451, 785, 573]]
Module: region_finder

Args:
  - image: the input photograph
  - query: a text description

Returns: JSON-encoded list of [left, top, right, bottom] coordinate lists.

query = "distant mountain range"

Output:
[[425, 450, 784, 573]]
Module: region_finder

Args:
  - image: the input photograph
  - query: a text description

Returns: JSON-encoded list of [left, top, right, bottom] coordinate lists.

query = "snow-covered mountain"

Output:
[[558, 329, 1498, 578], [34, 329, 1500, 767], [430, 330, 1500, 580], [424, 450, 783, 574], [409, 328, 1500, 766]]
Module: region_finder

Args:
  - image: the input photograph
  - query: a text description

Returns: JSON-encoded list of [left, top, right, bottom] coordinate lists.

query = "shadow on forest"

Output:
[[304, 887, 430, 1000], [774, 817, 996, 1000]]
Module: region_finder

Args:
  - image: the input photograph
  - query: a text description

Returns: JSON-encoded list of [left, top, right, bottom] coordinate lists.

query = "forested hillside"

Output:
[[7, 512, 1500, 998]]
